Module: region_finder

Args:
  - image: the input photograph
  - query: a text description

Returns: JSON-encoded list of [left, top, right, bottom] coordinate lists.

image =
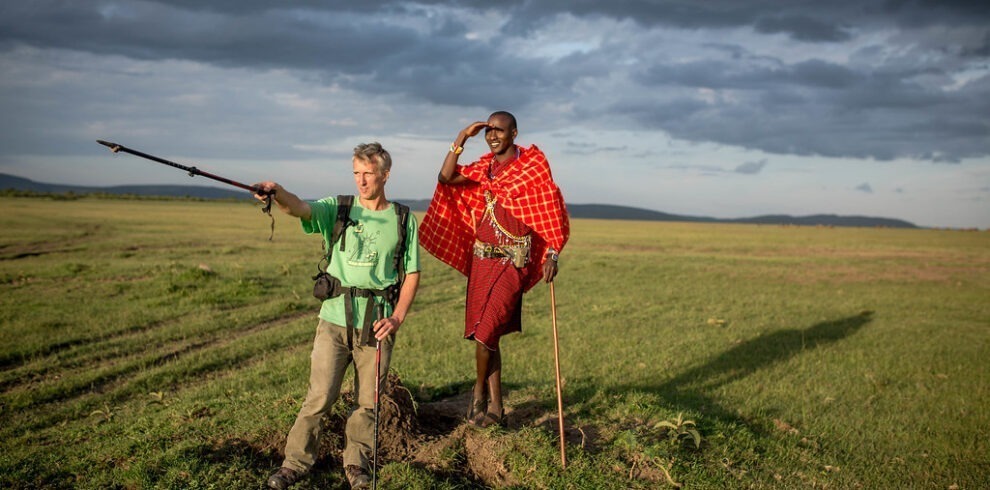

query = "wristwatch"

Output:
[[547, 248, 559, 262]]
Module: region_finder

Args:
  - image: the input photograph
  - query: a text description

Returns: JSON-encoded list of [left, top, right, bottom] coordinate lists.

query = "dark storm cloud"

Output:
[[735, 159, 768, 175], [0, 0, 987, 162], [563, 142, 629, 156], [625, 45, 989, 161], [0, 1, 543, 110], [499, 0, 989, 40], [753, 15, 851, 42], [637, 58, 862, 91], [0, 2, 422, 73]]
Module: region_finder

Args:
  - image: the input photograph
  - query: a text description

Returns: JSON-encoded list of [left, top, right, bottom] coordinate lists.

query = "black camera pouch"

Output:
[[312, 270, 340, 301]]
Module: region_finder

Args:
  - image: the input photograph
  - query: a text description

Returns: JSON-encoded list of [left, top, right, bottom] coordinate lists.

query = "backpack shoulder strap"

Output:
[[318, 195, 354, 272], [392, 201, 410, 285], [331, 195, 356, 253]]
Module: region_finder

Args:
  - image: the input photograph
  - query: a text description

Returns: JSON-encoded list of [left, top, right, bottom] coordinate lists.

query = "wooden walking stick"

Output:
[[550, 281, 567, 468]]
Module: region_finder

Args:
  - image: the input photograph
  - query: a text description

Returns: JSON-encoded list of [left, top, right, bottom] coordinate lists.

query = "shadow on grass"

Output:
[[571, 311, 875, 436], [235, 313, 872, 486], [179, 432, 349, 489]]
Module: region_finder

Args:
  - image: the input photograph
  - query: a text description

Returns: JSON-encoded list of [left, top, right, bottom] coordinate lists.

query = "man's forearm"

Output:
[[391, 272, 420, 324], [273, 186, 311, 220], [439, 126, 481, 185], [253, 181, 312, 220], [438, 135, 466, 184]]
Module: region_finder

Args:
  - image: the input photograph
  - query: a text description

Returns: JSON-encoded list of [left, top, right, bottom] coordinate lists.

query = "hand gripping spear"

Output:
[[96, 140, 276, 239]]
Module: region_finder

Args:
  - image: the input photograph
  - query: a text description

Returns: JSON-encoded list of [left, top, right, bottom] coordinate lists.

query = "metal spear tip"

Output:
[[96, 140, 121, 153]]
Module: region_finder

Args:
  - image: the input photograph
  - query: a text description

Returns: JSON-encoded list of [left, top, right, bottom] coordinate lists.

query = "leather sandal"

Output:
[[479, 410, 506, 428], [467, 396, 487, 426]]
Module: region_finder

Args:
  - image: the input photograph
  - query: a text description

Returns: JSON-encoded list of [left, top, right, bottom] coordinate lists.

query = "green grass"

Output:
[[1, 196, 987, 489]]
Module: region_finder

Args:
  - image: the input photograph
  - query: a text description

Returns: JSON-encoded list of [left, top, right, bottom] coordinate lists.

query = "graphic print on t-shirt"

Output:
[[348, 226, 380, 267]]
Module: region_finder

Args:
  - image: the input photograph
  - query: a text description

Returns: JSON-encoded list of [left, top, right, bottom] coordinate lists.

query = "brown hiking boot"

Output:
[[345, 465, 370, 489], [267, 467, 300, 489]]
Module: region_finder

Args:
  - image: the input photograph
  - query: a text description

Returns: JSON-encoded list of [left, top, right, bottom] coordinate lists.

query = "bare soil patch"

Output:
[[285, 372, 582, 487]]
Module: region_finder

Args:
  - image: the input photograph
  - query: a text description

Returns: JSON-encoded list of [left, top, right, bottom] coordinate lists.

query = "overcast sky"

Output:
[[1, 1, 988, 228]]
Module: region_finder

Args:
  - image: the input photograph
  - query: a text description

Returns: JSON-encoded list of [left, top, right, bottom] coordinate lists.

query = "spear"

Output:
[[550, 281, 567, 468], [96, 140, 275, 238]]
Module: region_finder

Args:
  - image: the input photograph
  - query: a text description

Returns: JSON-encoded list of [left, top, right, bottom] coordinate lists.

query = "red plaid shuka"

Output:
[[420, 144, 570, 292]]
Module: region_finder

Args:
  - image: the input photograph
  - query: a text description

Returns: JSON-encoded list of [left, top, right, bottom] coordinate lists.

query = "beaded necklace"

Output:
[[483, 146, 529, 245]]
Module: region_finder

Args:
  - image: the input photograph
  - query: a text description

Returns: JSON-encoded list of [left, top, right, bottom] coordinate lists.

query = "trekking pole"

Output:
[[97, 140, 267, 194], [372, 304, 384, 490], [550, 281, 567, 469], [95, 140, 276, 239]]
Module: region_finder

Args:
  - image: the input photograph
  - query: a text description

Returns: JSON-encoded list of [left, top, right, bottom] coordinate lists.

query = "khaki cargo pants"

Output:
[[280, 318, 395, 473]]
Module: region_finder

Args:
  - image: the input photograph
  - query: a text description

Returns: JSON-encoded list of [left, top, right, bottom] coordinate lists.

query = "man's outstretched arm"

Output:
[[253, 181, 312, 220]]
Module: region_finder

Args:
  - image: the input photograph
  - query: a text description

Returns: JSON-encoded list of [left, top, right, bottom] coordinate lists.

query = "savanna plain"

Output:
[[1, 196, 987, 489]]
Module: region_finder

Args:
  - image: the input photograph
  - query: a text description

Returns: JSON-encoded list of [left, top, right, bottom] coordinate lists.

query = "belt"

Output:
[[473, 240, 512, 259], [473, 239, 531, 268]]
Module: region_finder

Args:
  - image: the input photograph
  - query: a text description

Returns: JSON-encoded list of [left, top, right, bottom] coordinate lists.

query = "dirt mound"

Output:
[[373, 371, 421, 461], [398, 385, 533, 487], [312, 371, 422, 464], [409, 424, 519, 488], [305, 371, 573, 486]]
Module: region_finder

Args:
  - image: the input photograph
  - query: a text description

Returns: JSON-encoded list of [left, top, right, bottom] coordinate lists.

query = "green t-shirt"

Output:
[[302, 196, 420, 329]]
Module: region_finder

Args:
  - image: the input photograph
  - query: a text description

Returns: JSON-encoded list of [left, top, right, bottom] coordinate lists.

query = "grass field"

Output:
[[1, 195, 988, 489]]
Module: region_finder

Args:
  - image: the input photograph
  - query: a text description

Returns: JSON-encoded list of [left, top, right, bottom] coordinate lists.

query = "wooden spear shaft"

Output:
[[550, 281, 567, 468]]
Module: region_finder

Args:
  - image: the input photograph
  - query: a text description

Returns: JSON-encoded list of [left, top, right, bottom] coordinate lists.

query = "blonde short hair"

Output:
[[353, 142, 391, 175]]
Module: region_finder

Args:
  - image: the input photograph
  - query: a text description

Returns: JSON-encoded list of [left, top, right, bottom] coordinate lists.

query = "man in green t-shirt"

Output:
[[254, 142, 420, 490]]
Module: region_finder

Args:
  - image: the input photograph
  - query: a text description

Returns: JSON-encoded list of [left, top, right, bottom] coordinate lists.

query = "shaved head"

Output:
[[489, 111, 517, 132]]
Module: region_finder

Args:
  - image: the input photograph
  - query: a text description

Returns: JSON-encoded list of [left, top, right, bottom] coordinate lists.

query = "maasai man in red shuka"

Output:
[[420, 111, 569, 428]]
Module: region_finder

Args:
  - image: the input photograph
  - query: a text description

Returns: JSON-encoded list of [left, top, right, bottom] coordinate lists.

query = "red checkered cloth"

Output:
[[421, 144, 570, 292]]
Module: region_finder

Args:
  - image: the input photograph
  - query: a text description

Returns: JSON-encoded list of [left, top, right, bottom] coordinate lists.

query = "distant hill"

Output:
[[728, 214, 918, 228], [0, 173, 249, 200], [1, 173, 918, 228], [399, 200, 917, 228]]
